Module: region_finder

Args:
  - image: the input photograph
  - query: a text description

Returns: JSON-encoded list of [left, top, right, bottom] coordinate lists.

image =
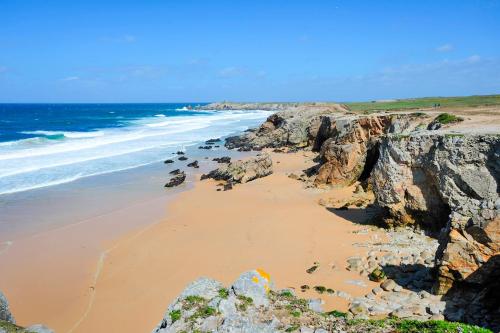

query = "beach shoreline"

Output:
[[67, 150, 381, 333]]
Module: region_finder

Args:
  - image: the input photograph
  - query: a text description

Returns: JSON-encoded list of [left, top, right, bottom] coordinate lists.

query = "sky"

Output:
[[0, 0, 499, 103]]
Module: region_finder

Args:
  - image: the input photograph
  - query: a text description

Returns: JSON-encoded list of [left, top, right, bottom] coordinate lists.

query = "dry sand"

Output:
[[70, 151, 380, 333], [1, 151, 381, 333]]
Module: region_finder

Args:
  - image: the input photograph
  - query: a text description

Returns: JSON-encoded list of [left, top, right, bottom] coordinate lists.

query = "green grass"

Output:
[[290, 309, 301, 317], [434, 113, 464, 124], [189, 306, 217, 320], [279, 290, 295, 298], [394, 319, 492, 333], [236, 295, 253, 311], [218, 288, 229, 299], [347, 319, 492, 333], [324, 310, 347, 318], [169, 309, 182, 323], [0, 320, 25, 333], [345, 94, 500, 113], [285, 324, 300, 332]]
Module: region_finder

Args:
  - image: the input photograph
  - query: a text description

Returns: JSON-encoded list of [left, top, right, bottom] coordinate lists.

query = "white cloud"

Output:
[[466, 55, 481, 63], [436, 43, 454, 52], [218, 66, 243, 78], [60, 76, 80, 81]]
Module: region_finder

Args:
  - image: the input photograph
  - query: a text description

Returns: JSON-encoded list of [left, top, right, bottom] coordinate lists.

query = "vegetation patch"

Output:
[[279, 290, 295, 298], [394, 319, 491, 333], [285, 324, 300, 332], [169, 309, 182, 323], [189, 306, 217, 321], [345, 94, 500, 113], [218, 288, 229, 299], [324, 310, 347, 318], [290, 310, 301, 317], [236, 295, 253, 311], [369, 268, 386, 282], [183, 295, 206, 310], [0, 320, 26, 333], [435, 113, 464, 124], [346, 319, 492, 333]]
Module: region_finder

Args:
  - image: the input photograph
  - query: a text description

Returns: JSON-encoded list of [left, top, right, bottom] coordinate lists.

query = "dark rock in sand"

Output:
[[176, 151, 185, 155], [198, 145, 212, 150], [187, 160, 199, 168], [223, 182, 233, 191], [178, 156, 188, 161], [213, 156, 231, 163], [164, 159, 174, 164], [205, 138, 221, 144], [164, 172, 186, 188], [169, 169, 181, 175]]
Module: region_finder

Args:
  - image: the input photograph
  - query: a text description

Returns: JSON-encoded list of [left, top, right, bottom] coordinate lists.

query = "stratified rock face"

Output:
[[225, 104, 348, 150], [313, 113, 430, 186], [202, 153, 273, 184], [371, 134, 500, 326], [0, 291, 14, 324]]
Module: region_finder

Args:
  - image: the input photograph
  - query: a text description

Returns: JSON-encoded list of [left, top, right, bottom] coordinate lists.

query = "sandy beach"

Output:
[[1, 149, 381, 333], [68, 151, 379, 333]]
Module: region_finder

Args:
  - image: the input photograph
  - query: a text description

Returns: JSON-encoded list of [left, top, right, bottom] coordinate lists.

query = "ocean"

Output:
[[0, 103, 272, 195]]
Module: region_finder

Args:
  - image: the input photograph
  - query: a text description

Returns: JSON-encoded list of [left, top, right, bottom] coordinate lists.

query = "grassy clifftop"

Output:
[[345, 94, 500, 113]]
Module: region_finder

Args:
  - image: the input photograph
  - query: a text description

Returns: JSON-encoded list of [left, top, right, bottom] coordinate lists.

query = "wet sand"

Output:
[[70, 151, 380, 333]]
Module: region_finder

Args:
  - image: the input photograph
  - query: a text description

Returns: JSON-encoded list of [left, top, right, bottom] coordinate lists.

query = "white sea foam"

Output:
[[21, 130, 105, 139], [0, 109, 273, 195]]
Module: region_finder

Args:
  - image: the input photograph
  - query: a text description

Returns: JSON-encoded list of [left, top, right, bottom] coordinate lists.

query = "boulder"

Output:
[[231, 269, 273, 307], [213, 156, 231, 164], [201, 153, 273, 184], [164, 172, 186, 187], [187, 160, 199, 168]]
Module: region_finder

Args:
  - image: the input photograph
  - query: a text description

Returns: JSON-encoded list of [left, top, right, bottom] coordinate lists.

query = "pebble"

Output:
[[380, 279, 396, 291]]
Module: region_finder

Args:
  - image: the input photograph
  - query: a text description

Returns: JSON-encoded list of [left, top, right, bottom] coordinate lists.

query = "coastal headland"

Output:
[[1, 95, 499, 333]]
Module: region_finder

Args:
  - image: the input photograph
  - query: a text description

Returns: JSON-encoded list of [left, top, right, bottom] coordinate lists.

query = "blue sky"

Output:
[[0, 0, 499, 102]]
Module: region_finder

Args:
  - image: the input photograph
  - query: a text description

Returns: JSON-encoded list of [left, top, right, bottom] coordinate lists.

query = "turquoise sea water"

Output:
[[0, 103, 272, 195]]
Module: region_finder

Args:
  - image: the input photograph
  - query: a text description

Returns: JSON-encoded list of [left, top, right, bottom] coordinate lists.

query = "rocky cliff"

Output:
[[219, 104, 499, 330], [371, 133, 500, 328]]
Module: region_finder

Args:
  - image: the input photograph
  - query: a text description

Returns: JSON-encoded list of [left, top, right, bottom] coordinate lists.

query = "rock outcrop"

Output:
[[225, 104, 348, 150], [201, 153, 273, 184], [0, 291, 14, 324], [152, 269, 490, 333], [371, 133, 499, 329]]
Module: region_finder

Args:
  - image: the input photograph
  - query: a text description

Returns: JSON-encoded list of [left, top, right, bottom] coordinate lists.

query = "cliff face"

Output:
[[220, 104, 499, 329], [371, 134, 500, 328]]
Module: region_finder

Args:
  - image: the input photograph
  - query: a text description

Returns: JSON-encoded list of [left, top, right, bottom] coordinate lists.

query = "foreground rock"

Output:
[[164, 171, 186, 188], [152, 270, 490, 333], [0, 292, 14, 324], [201, 153, 273, 184], [371, 133, 500, 329]]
